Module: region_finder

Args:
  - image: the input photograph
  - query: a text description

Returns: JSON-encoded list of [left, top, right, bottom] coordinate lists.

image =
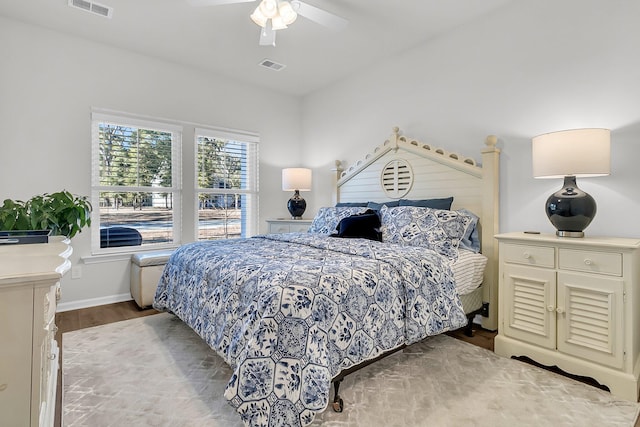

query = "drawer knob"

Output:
[[584, 259, 593, 265], [0, 383, 7, 392], [547, 305, 555, 312], [523, 252, 531, 259], [556, 307, 565, 314]]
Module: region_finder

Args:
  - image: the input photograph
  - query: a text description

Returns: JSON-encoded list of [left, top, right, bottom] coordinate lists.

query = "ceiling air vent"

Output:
[[259, 59, 286, 71], [68, 0, 113, 18]]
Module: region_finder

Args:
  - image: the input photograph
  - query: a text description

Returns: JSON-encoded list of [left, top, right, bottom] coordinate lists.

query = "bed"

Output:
[[153, 127, 500, 427]]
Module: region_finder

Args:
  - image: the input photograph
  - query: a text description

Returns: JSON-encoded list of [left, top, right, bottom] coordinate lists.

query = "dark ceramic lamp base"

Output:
[[287, 190, 306, 219], [545, 175, 596, 238]]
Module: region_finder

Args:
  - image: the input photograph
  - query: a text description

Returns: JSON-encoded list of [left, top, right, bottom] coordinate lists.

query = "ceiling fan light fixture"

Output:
[[250, 6, 268, 27], [259, 0, 278, 19], [278, 1, 297, 25], [271, 14, 288, 30]]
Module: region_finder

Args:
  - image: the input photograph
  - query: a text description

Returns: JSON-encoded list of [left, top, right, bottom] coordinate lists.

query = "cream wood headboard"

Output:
[[332, 126, 500, 331]]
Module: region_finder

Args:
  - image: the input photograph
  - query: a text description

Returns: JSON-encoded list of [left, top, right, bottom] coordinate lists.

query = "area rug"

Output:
[[62, 313, 640, 427]]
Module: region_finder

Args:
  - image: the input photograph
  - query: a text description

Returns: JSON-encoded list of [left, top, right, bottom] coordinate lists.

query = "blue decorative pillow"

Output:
[[332, 209, 382, 241], [399, 197, 454, 210], [335, 202, 369, 207], [380, 205, 473, 260], [366, 200, 401, 211], [457, 209, 481, 253], [308, 206, 370, 234]]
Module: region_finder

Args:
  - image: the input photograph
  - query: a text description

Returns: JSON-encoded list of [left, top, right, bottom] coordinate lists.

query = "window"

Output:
[[196, 128, 259, 240], [91, 112, 182, 253], [90, 111, 260, 255]]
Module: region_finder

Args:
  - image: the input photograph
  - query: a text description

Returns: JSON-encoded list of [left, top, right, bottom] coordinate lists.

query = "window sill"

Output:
[[82, 245, 178, 264]]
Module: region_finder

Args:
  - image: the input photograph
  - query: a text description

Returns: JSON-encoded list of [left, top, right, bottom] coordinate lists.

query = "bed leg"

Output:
[[332, 379, 344, 412], [464, 314, 474, 337]]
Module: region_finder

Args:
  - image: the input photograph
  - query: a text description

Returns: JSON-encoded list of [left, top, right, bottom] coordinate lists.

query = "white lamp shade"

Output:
[[278, 1, 297, 25], [282, 168, 312, 191], [271, 14, 288, 30], [250, 6, 268, 27], [259, 0, 279, 19], [532, 128, 611, 179]]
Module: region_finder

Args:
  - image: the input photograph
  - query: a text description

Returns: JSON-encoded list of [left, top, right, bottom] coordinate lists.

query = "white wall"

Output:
[[4, 0, 640, 310], [0, 17, 302, 309], [301, 0, 640, 239]]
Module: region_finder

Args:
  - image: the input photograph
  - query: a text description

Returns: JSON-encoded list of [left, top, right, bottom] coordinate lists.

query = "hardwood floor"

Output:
[[54, 302, 639, 427]]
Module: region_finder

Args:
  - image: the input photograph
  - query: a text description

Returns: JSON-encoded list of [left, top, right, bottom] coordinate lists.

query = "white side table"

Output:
[[266, 218, 313, 234], [494, 232, 640, 401]]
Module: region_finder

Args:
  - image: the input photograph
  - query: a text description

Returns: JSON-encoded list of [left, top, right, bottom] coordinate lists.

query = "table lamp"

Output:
[[532, 128, 610, 237], [282, 168, 311, 219]]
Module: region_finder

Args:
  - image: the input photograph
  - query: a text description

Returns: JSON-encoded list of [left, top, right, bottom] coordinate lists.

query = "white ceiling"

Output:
[[0, 0, 515, 96]]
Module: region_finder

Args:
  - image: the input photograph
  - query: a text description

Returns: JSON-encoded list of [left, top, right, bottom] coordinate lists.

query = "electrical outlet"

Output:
[[71, 266, 82, 279]]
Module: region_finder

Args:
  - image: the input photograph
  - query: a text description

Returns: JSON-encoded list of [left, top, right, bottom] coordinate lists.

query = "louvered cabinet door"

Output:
[[495, 233, 640, 401], [502, 264, 557, 349], [557, 272, 624, 369]]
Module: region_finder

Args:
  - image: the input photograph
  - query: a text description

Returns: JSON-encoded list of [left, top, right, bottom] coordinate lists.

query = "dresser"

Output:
[[0, 237, 72, 427], [266, 218, 312, 234], [494, 232, 640, 401]]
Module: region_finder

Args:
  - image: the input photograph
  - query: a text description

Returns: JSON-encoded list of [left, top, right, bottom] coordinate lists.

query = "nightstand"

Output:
[[494, 232, 640, 401], [266, 218, 312, 234]]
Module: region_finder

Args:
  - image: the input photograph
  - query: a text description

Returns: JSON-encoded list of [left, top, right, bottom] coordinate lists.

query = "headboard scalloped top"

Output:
[[332, 127, 500, 330]]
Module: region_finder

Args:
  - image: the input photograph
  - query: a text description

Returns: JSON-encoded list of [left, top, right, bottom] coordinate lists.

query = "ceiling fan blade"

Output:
[[291, 1, 348, 31], [186, 0, 255, 7], [259, 22, 276, 46]]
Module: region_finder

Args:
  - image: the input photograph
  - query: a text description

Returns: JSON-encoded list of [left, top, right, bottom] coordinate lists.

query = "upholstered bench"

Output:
[[130, 250, 174, 308]]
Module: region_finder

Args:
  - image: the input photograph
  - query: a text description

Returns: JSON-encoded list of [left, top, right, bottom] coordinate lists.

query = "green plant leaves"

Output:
[[0, 190, 92, 238]]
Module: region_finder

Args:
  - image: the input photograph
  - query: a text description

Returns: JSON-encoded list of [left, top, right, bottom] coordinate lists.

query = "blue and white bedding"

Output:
[[154, 232, 467, 427]]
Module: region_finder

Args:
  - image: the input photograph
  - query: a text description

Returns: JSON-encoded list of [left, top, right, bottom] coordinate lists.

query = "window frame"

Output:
[[89, 109, 261, 256], [194, 127, 260, 239], [90, 110, 183, 254]]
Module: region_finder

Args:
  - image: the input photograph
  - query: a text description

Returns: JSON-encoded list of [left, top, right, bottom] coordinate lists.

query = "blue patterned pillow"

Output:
[[380, 205, 474, 260], [458, 208, 481, 253], [308, 206, 370, 234]]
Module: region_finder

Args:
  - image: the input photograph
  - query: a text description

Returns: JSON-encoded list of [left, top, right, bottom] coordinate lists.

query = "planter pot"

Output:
[[0, 230, 51, 245]]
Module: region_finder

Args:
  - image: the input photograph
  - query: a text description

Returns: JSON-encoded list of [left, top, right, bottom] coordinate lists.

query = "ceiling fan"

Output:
[[187, 0, 348, 46]]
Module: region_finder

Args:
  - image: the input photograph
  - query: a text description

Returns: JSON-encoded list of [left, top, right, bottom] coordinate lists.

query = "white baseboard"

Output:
[[56, 293, 133, 312]]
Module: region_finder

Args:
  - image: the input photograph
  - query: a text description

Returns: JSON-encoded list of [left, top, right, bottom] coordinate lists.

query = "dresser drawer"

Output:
[[289, 223, 309, 233], [269, 223, 291, 234], [559, 249, 622, 276], [266, 219, 312, 234], [503, 243, 555, 268]]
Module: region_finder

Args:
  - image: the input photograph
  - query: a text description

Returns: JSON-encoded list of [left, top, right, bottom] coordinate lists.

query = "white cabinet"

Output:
[[495, 232, 640, 401], [0, 237, 72, 427], [266, 218, 312, 234]]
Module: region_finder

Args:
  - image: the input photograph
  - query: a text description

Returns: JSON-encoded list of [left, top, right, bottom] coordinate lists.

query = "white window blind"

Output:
[[91, 111, 182, 253], [195, 127, 259, 240]]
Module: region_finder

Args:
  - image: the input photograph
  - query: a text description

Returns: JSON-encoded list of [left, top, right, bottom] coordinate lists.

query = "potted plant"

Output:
[[0, 190, 92, 242]]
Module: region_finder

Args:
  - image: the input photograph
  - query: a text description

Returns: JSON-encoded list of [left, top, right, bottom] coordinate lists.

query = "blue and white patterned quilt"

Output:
[[153, 233, 467, 427]]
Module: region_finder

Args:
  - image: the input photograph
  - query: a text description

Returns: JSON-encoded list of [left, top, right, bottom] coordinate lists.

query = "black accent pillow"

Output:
[[333, 209, 382, 241]]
